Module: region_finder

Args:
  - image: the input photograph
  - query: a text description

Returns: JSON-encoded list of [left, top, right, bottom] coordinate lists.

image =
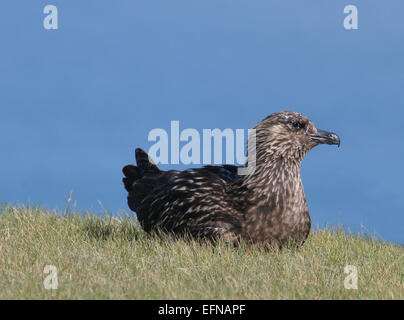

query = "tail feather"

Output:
[[122, 165, 140, 192], [122, 148, 160, 192], [135, 148, 160, 175]]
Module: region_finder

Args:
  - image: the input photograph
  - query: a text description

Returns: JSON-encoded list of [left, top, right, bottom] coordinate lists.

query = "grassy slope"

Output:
[[0, 206, 403, 299]]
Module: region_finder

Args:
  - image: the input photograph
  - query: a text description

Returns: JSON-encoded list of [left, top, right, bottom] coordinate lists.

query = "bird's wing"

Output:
[[202, 164, 241, 183], [130, 166, 242, 241]]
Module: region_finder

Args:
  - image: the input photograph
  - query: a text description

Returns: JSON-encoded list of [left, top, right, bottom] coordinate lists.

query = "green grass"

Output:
[[0, 205, 403, 299]]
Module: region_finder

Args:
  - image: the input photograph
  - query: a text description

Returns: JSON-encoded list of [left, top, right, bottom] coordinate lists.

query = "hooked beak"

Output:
[[308, 129, 340, 147]]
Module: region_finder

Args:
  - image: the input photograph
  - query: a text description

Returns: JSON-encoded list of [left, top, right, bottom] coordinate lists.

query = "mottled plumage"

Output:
[[123, 111, 340, 248]]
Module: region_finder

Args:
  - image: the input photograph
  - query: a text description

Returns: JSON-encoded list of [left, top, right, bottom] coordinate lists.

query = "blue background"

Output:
[[1, 1, 403, 244]]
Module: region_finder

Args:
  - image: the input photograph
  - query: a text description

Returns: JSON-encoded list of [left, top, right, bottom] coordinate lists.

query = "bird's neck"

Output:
[[238, 154, 305, 205], [233, 153, 311, 247]]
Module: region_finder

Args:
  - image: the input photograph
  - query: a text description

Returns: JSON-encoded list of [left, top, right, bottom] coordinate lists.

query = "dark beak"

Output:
[[308, 129, 340, 147]]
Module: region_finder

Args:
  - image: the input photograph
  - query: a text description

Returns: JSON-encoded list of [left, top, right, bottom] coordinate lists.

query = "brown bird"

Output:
[[122, 111, 340, 248]]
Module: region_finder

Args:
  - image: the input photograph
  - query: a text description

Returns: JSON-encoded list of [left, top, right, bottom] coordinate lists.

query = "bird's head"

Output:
[[254, 111, 340, 161]]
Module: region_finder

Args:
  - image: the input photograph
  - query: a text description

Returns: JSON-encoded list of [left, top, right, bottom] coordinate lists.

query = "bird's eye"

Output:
[[291, 121, 303, 129]]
